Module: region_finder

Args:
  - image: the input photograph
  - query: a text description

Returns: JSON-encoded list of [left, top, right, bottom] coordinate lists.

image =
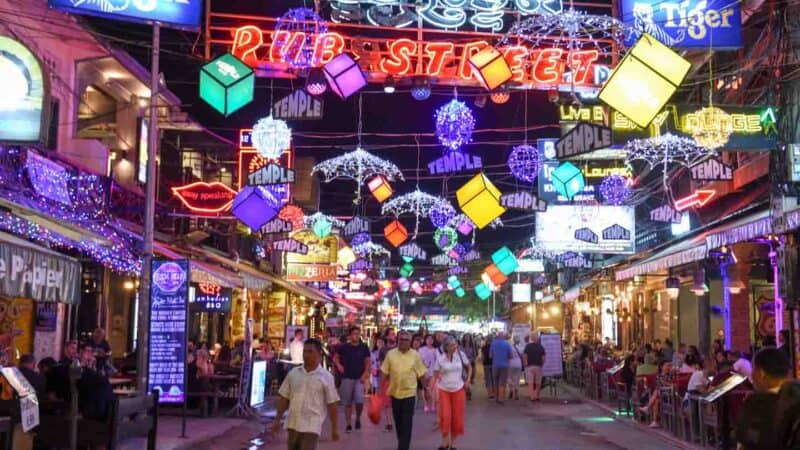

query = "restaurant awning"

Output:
[[615, 238, 707, 281], [153, 242, 243, 289], [704, 209, 771, 250], [562, 280, 592, 303]]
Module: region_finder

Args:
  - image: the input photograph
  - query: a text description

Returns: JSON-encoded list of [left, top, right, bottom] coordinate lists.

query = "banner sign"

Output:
[[620, 0, 743, 49], [248, 163, 296, 186], [428, 152, 483, 175], [147, 259, 189, 404], [540, 333, 564, 376], [399, 243, 427, 261], [500, 191, 548, 211], [261, 218, 294, 234], [272, 89, 323, 120], [343, 216, 370, 236], [0, 37, 44, 142], [48, 0, 203, 30], [535, 205, 636, 254], [273, 238, 309, 255], [238, 128, 293, 204], [0, 239, 80, 304], [285, 263, 338, 282], [349, 259, 372, 272], [650, 204, 684, 223], [555, 122, 613, 159], [190, 282, 232, 312], [461, 250, 481, 262], [431, 254, 457, 266], [448, 266, 468, 276], [690, 157, 733, 181], [574, 227, 599, 244]]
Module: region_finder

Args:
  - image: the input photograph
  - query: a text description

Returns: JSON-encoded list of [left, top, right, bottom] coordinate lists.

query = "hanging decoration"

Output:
[[353, 241, 391, 258], [274, 8, 328, 69], [232, 186, 280, 230], [384, 220, 409, 247], [303, 212, 345, 230], [452, 215, 475, 235], [411, 76, 431, 101], [507, 144, 542, 183], [456, 173, 506, 229], [399, 262, 414, 278], [490, 89, 510, 105], [251, 116, 291, 160], [313, 217, 332, 238], [381, 189, 449, 218], [367, 175, 394, 203], [429, 202, 457, 228], [350, 231, 372, 247], [435, 99, 476, 152], [492, 247, 520, 276], [468, 46, 512, 91], [323, 53, 368, 99], [278, 205, 305, 230], [312, 148, 404, 202], [305, 68, 328, 96], [337, 246, 357, 267], [475, 282, 492, 300], [686, 106, 733, 150], [624, 133, 713, 168], [599, 175, 632, 205], [199, 53, 255, 117], [550, 162, 585, 200], [434, 227, 458, 252]]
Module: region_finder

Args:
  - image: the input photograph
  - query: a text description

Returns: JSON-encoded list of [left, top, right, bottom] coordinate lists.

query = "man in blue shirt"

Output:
[[489, 331, 513, 404]]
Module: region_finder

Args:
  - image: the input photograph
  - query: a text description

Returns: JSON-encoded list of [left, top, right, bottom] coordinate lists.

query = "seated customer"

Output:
[[18, 354, 46, 399], [636, 353, 658, 376], [639, 360, 674, 428], [76, 344, 115, 422]]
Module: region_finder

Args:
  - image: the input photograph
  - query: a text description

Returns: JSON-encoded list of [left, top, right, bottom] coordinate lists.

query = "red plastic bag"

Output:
[[367, 395, 383, 425]]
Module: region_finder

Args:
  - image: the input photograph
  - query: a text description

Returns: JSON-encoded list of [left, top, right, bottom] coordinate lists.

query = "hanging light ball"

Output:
[[599, 174, 632, 205], [411, 76, 431, 101], [686, 106, 733, 150], [490, 87, 510, 105], [274, 8, 328, 69], [305, 68, 328, 96], [507, 144, 542, 183], [252, 116, 292, 160], [429, 202, 456, 228], [350, 231, 372, 247], [434, 226, 458, 251], [435, 99, 476, 152]]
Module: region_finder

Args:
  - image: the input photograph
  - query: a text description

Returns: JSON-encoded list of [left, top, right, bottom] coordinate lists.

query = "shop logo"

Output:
[[153, 262, 186, 293]]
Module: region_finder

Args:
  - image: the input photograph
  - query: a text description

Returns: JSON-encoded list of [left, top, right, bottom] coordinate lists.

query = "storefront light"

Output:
[[728, 280, 746, 294], [691, 268, 709, 296], [665, 276, 680, 300], [550, 305, 560, 315], [123, 280, 135, 290]]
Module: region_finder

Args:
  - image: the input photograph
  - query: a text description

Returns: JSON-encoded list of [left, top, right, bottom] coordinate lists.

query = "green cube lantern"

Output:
[[313, 218, 332, 238], [475, 282, 492, 300], [492, 246, 519, 276], [551, 161, 585, 199], [200, 53, 255, 116], [400, 262, 414, 278]]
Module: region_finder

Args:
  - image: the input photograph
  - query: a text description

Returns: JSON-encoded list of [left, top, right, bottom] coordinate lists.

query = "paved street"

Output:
[[180, 382, 692, 450]]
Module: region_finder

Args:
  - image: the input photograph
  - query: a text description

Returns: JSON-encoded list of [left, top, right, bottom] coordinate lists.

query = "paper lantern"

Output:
[[551, 162, 585, 199], [475, 282, 492, 300], [598, 33, 691, 128], [447, 275, 461, 290], [456, 173, 506, 229], [232, 186, 279, 230], [313, 218, 332, 238], [492, 246, 519, 276], [384, 220, 408, 247], [484, 263, 508, 286], [368, 176, 393, 202], [455, 287, 466, 298], [199, 53, 254, 116], [399, 262, 414, 278], [323, 53, 368, 99], [468, 46, 512, 91], [338, 246, 356, 267]]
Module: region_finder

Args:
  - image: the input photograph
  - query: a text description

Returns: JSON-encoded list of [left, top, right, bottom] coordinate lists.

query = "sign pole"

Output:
[[137, 23, 160, 394]]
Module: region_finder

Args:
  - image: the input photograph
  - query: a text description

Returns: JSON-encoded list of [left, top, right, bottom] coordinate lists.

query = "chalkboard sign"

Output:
[[147, 259, 189, 404], [540, 333, 563, 377]]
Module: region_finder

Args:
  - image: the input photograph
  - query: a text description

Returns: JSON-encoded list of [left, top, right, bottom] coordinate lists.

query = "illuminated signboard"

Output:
[[0, 37, 44, 142], [555, 122, 613, 159], [690, 158, 733, 181], [500, 191, 548, 212], [49, 0, 202, 30], [137, 118, 149, 184], [620, 0, 742, 49], [189, 282, 232, 312], [171, 181, 237, 214], [428, 152, 483, 175], [272, 89, 323, 120], [273, 238, 309, 255], [239, 129, 293, 204], [538, 160, 631, 204], [285, 264, 338, 282], [148, 259, 188, 404], [535, 205, 636, 254], [512, 283, 531, 303]]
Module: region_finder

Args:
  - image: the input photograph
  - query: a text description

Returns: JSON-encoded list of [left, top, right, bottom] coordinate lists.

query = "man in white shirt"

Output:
[[733, 352, 753, 379], [289, 328, 306, 365], [272, 338, 340, 450]]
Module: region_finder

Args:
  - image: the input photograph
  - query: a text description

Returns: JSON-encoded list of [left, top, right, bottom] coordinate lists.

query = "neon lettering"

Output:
[[570, 50, 599, 85], [503, 46, 528, 81], [381, 38, 417, 75], [532, 48, 562, 84], [313, 33, 345, 65], [231, 26, 262, 66], [425, 42, 455, 76]]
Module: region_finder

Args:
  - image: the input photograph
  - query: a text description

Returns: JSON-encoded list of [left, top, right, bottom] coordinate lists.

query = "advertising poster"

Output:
[[535, 205, 636, 254], [0, 37, 44, 142]]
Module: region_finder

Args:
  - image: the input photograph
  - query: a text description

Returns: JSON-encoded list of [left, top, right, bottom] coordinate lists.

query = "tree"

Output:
[[434, 290, 488, 321]]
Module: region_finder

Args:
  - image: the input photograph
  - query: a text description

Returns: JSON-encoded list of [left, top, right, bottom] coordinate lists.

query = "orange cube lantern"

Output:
[[368, 175, 393, 203], [469, 46, 512, 91], [384, 220, 408, 247], [484, 263, 507, 286]]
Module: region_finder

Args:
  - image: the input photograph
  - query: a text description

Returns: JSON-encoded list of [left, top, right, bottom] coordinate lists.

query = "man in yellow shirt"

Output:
[[381, 330, 429, 450]]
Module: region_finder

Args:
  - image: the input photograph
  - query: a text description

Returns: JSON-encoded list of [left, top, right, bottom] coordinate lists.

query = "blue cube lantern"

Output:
[[551, 162, 585, 199], [491, 246, 519, 276], [475, 282, 492, 300], [455, 287, 466, 298], [232, 186, 280, 230], [313, 218, 332, 238]]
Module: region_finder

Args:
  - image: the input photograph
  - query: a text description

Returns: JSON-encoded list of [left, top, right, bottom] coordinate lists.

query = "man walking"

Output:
[[289, 328, 306, 366], [523, 333, 546, 402], [334, 326, 371, 433], [489, 331, 513, 404], [272, 339, 340, 450], [381, 330, 429, 450]]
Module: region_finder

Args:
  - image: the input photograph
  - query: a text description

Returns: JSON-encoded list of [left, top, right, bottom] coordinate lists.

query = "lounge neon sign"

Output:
[[230, 26, 601, 87]]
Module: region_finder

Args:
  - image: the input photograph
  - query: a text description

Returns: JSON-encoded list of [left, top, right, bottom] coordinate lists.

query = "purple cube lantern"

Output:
[[434, 283, 444, 294], [457, 218, 474, 235], [323, 54, 367, 99], [232, 186, 280, 230]]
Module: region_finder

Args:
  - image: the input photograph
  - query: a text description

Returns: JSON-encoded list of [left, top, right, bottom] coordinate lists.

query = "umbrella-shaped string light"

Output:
[[312, 148, 404, 203], [382, 189, 451, 239]]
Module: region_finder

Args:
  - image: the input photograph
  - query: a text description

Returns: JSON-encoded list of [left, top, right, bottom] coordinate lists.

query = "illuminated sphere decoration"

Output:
[[429, 202, 457, 228], [274, 8, 328, 69], [687, 106, 733, 150], [435, 99, 476, 152], [305, 68, 327, 96], [507, 144, 542, 183], [599, 174, 632, 205], [252, 116, 291, 160], [411, 76, 431, 101], [490, 89, 510, 105], [434, 226, 458, 252], [350, 231, 372, 247]]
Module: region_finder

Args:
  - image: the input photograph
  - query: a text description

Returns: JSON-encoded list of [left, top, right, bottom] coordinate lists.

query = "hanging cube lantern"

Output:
[[199, 53, 254, 116], [433, 226, 458, 252], [411, 281, 423, 295], [313, 217, 332, 238], [252, 116, 291, 160], [480, 273, 498, 291], [468, 46, 512, 91], [231, 186, 280, 230], [484, 263, 508, 286], [598, 33, 691, 128], [368, 175, 393, 203], [456, 217, 474, 235], [399, 262, 414, 278], [455, 287, 466, 298], [398, 277, 410, 292], [434, 283, 444, 294], [384, 220, 408, 247], [491, 246, 519, 276], [447, 275, 461, 290], [551, 162, 585, 200], [475, 282, 492, 300], [323, 53, 368, 99], [338, 246, 357, 267], [456, 173, 506, 229]]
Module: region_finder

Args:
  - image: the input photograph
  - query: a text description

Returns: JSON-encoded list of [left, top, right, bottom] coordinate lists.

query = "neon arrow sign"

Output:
[[674, 189, 716, 211]]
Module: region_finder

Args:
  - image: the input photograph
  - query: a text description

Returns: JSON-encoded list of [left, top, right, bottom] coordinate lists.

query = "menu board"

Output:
[[189, 282, 232, 313], [540, 333, 564, 377], [702, 373, 747, 403], [147, 259, 189, 404], [250, 360, 267, 408]]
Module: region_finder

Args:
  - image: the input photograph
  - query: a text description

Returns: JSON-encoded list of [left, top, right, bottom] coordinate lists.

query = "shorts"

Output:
[[287, 429, 319, 450], [525, 365, 543, 387], [339, 378, 365, 406], [492, 367, 509, 387]]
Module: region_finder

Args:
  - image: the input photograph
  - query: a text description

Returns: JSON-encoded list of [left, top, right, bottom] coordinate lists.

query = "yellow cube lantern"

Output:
[[456, 173, 506, 229], [598, 33, 691, 128], [384, 220, 408, 247], [368, 175, 393, 203], [338, 246, 356, 267], [469, 46, 512, 91]]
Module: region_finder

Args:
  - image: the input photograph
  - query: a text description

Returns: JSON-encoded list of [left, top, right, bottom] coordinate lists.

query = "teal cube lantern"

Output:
[[313, 218, 332, 238], [400, 262, 414, 278], [475, 282, 492, 300], [551, 162, 585, 199], [200, 53, 255, 116], [455, 287, 466, 298], [448, 275, 461, 290], [492, 246, 519, 276]]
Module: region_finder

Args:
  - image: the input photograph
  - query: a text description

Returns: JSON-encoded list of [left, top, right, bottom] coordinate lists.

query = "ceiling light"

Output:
[[383, 76, 396, 94]]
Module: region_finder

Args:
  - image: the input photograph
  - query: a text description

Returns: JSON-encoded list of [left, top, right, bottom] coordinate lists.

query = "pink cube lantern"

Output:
[[457, 218, 474, 235], [323, 54, 368, 99]]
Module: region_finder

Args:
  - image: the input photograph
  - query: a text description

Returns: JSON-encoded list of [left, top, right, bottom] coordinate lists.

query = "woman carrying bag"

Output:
[[433, 335, 472, 450]]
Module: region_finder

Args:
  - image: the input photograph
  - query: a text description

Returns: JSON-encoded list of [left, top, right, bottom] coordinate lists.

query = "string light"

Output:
[[435, 99, 476, 152], [507, 144, 542, 183], [624, 133, 713, 168], [382, 189, 450, 218], [599, 174, 632, 205], [350, 231, 372, 247], [686, 106, 733, 150], [312, 148, 404, 201], [274, 8, 328, 69], [303, 212, 345, 229], [252, 116, 291, 160], [353, 241, 391, 258], [434, 227, 458, 252], [429, 202, 457, 228]]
